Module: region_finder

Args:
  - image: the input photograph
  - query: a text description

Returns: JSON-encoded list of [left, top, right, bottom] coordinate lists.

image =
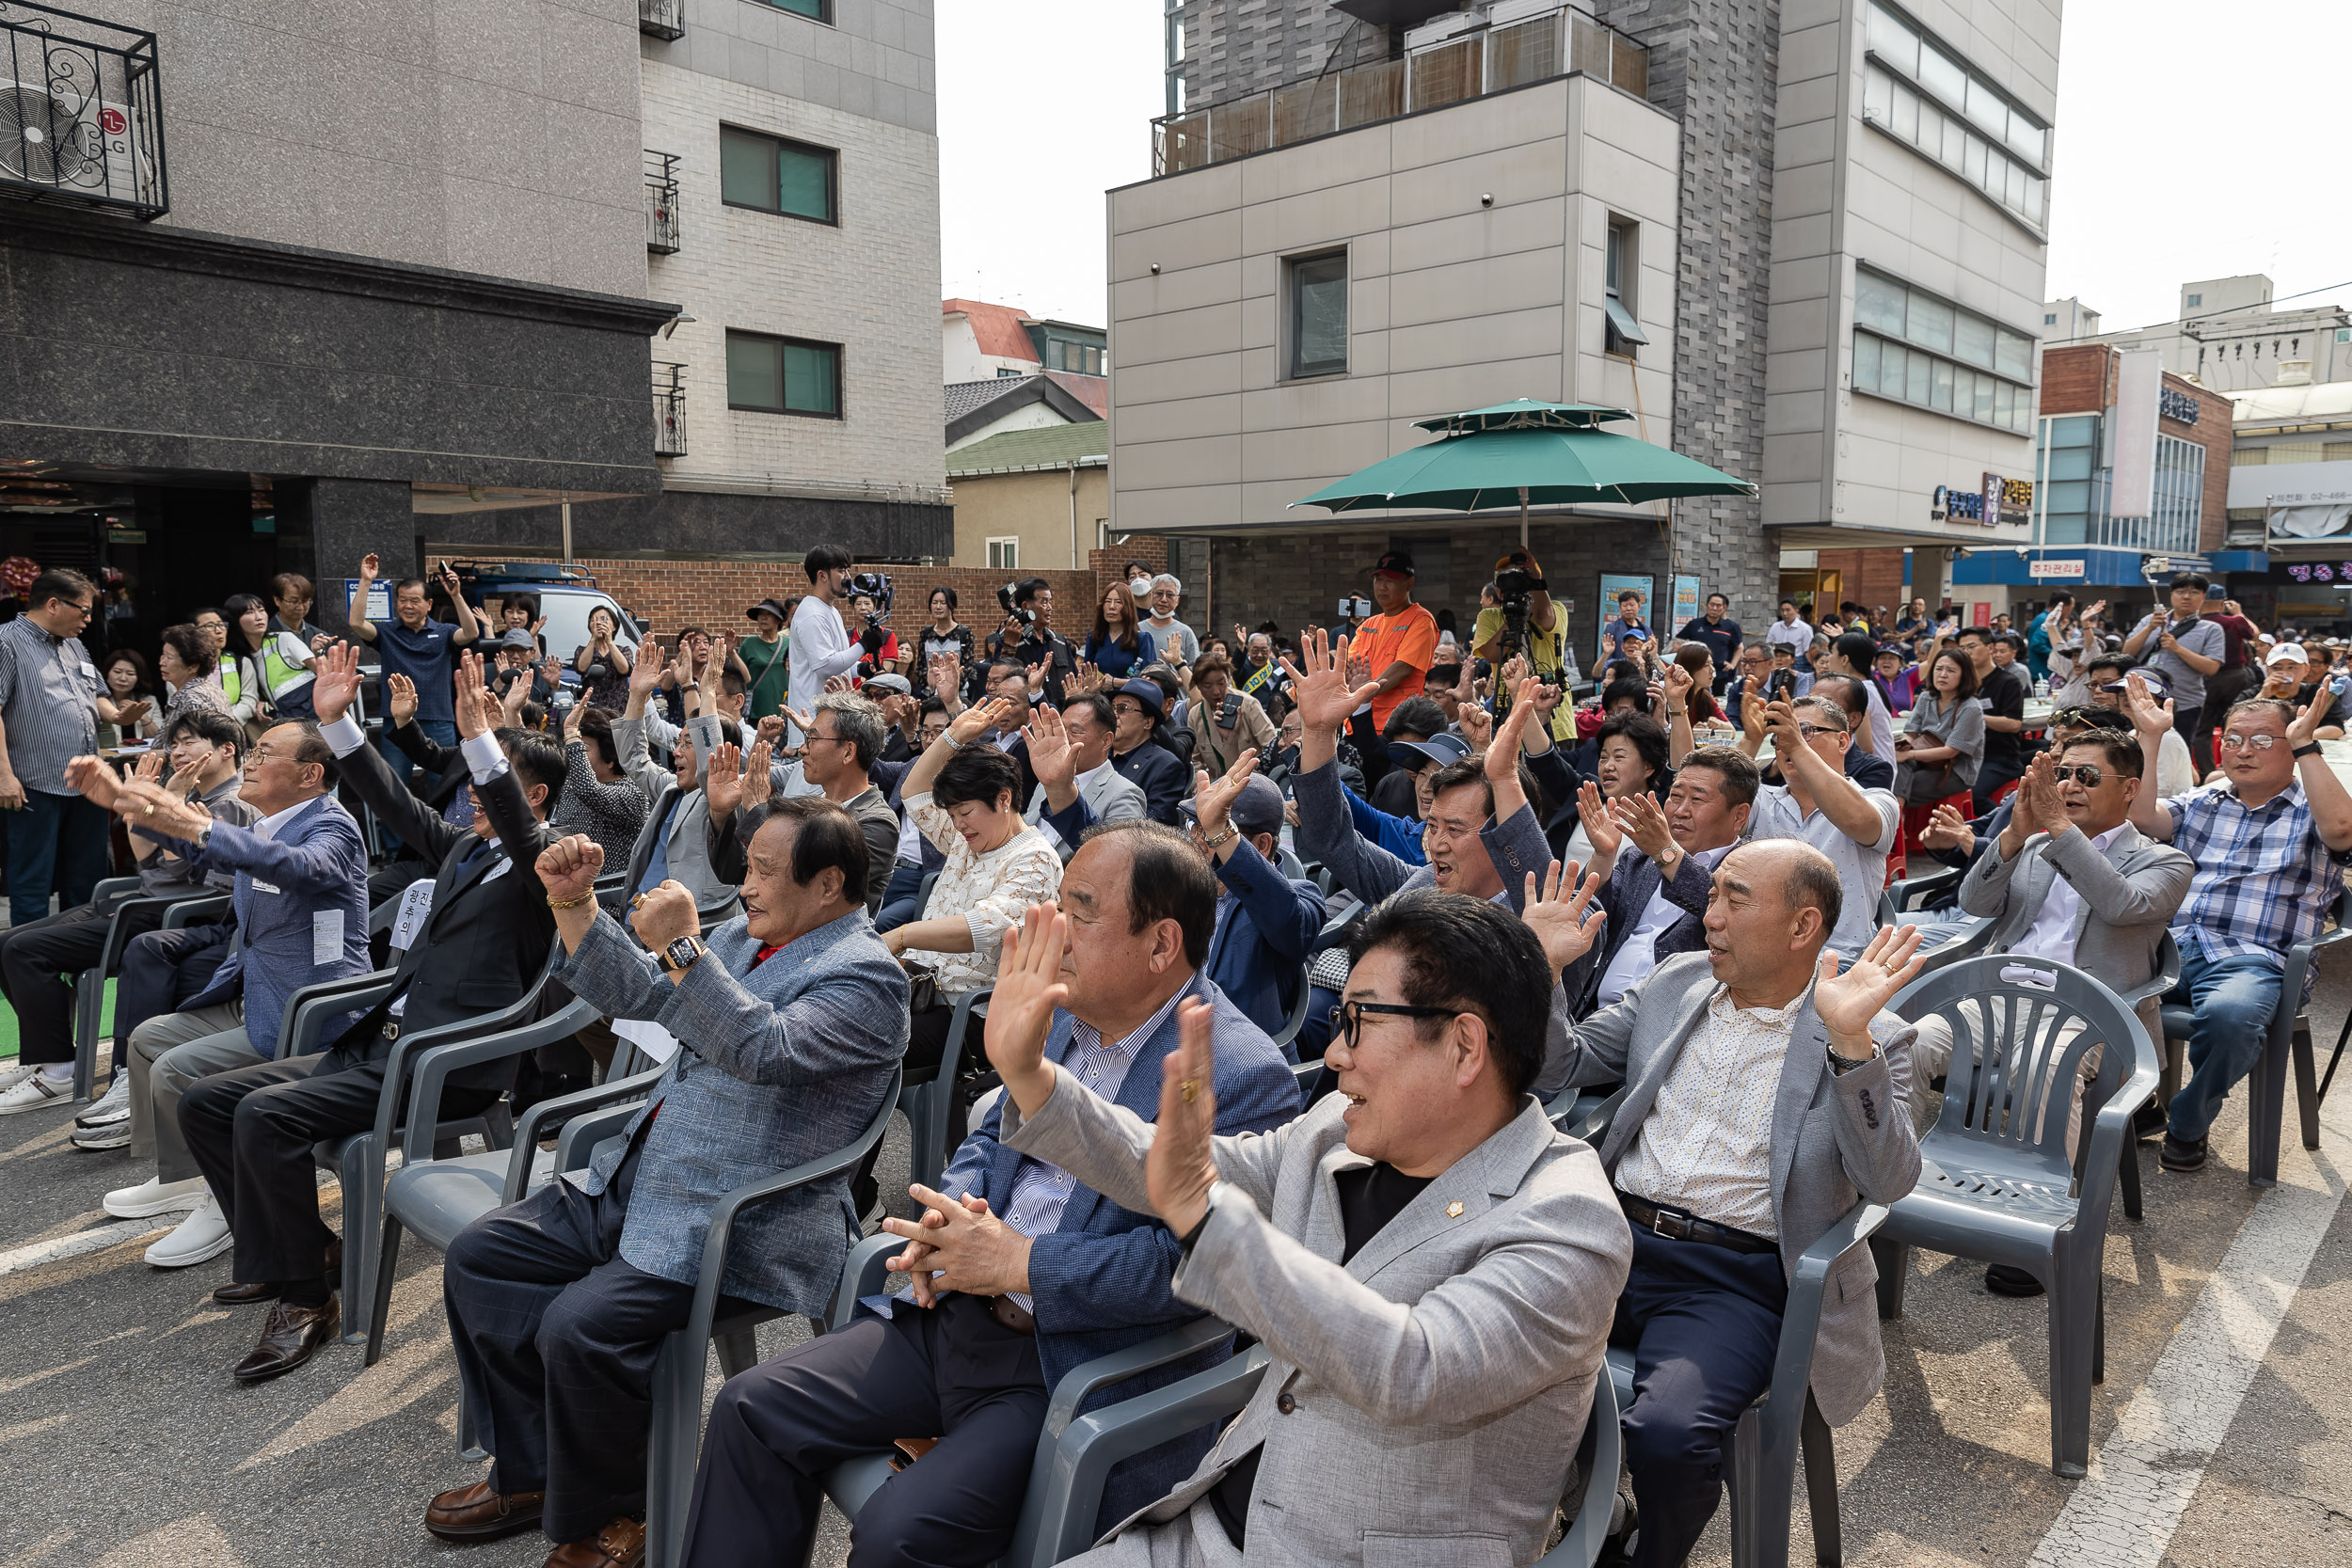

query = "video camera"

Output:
[[1488, 552, 1548, 659], [998, 580, 1035, 629], [848, 570, 894, 626]]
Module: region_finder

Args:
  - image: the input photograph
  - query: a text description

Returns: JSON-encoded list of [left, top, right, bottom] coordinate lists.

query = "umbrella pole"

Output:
[[1518, 486, 1529, 547]]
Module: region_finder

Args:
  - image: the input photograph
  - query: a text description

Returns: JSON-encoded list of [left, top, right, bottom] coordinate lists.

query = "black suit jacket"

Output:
[[1109, 738, 1189, 825], [1563, 846, 1716, 1017], [327, 733, 561, 1089]]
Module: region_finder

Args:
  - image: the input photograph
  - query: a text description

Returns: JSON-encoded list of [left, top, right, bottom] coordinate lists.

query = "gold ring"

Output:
[[1179, 1078, 1200, 1104], [629, 893, 646, 909], [144, 803, 155, 817]]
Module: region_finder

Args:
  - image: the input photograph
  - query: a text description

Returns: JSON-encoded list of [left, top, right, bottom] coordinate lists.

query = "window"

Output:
[[1851, 266, 2035, 433], [1042, 336, 1106, 375], [2337, 327, 2350, 344], [2045, 312, 2058, 325], [1604, 219, 1646, 351], [753, 0, 831, 20], [1861, 4, 2049, 232], [1288, 250, 1348, 378], [720, 126, 837, 223], [725, 331, 841, 417], [2185, 293, 2203, 309], [987, 537, 1020, 570]]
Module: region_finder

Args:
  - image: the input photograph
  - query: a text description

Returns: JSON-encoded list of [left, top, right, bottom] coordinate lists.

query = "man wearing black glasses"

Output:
[[1912, 738, 2191, 1293], [1741, 696, 1899, 960]]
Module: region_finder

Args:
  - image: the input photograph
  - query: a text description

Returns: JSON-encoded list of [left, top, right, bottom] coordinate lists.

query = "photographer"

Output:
[[2122, 571, 2226, 773], [987, 577, 1079, 706], [788, 544, 861, 744], [1469, 548, 1575, 743], [847, 576, 902, 681]]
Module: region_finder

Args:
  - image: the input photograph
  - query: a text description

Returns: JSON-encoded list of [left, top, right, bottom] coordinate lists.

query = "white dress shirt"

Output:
[[2007, 823, 2126, 969]]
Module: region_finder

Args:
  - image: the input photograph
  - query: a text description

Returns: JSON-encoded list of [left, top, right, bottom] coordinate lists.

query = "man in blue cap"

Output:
[[1107, 677, 1189, 824]]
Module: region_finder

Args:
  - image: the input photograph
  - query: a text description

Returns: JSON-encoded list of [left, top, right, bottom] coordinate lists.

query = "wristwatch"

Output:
[[660, 935, 707, 975], [2295, 740, 2323, 759], [1200, 824, 1239, 850]]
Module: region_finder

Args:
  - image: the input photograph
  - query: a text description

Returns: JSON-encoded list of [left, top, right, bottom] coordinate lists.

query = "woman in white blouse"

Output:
[[882, 693, 1063, 1084]]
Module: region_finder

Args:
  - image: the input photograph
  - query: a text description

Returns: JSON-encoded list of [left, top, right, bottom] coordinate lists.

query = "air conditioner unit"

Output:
[[0, 80, 150, 205]]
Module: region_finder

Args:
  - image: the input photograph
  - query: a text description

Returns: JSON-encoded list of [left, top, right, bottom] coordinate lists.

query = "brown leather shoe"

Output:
[[545, 1518, 645, 1568], [424, 1479, 547, 1543], [230, 1295, 340, 1383], [215, 1242, 342, 1306]]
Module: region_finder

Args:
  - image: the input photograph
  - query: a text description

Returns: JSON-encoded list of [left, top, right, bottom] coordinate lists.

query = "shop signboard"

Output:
[[2027, 557, 2086, 579], [1597, 573, 1654, 663], [1981, 472, 2034, 528]]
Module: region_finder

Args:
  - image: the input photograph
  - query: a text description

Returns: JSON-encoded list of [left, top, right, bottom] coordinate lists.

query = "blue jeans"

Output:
[[6, 789, 110, 927], [2165, 944, 2284, 1141]]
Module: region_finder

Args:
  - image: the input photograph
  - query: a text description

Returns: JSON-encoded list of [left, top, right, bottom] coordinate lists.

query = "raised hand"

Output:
[[1145, 999, 1223, 1236], [824, 673, 856, 694], [63, 755, 120, 811], [983, 904, 1072, 1115], [1490, 673, 1543, 765], [1456, 702, 1494, 751], [563, 694, 587, 742], [1024, 702, 1076, 795], [755, 714, 787, 748], [1279, 627, 1379, 736], [2288, 685, 2331, 748], [954, 696, 1020, 748], [628, 638, 667, 698], [1192, 750, 1262, 841], [451, 650, 494, 741], [1618, 790, 1676, 863], [742, 740, 774, 808], [1661, 661, 1693, 716], [1025, 661, 1047, 698], [628, 879, 701, 950], [704, 740, 745, 821], [2122, 673, 2172, 738], [133, 747, 167, 784], [1577, 780, 1624, 862], [1919, 802, 1974, 854], [1740, 676, 1767, 740], [2018, 751, 2067, 837], [358, 552, 380, 582], [387, 673, 419, 727], [928, 650, 961, 695], [310, 641, 363, 724], [498, 670, 530, 726], [1520, 858, 1607, 978], [1073, 658, 1104, 694], [778, 704, 814, 737], [1814, 924, 1927, 1044], [534, 833, 605, 905]]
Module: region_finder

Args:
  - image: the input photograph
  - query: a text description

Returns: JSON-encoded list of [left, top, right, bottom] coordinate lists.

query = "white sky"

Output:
[[935, 0, 2352, 338]]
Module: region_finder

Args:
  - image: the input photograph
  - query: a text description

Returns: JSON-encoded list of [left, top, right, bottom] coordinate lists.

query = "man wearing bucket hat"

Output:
[[1107, 678, 1189, 825]]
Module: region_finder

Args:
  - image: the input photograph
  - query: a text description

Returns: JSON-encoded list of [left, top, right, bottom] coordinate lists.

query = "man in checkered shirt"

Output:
[[2124, 677, 2352, 1172]]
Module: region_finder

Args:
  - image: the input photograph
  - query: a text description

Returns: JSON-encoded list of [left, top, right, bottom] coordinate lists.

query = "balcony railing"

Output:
[[0, 1, 167, 219], [1152, 4, 1645, 177], [644, 150, 679, 254], [639, 0, 684, 41], [653, 362, 687, 456]]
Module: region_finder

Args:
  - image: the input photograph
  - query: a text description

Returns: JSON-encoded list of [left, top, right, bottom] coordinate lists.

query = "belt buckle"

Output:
[[1650, 1208, 1691, 1242], [382, 1021, 401, 1042]]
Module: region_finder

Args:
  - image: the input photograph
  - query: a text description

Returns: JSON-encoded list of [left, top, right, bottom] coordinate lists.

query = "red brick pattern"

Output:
[[482, 540, 1169, 645]]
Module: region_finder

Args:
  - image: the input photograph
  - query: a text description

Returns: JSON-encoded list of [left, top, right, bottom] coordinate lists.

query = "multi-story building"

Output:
[[0, 0, 947, 646], [1950, 342, 2237, 616], [2222, 372, 2352, 632], [1105, 0, 2061, 649], [2085, 276, 2352, 395]]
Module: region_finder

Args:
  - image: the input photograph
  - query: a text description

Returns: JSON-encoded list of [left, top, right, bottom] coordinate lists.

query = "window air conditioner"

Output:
[[0, 80, 149, 204]]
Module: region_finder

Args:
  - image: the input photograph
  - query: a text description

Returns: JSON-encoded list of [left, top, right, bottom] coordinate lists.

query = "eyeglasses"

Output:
[[1328, 999, 1459, 1049], [2217, 734, 2281, 753], [2051, 764, 2106, 786], [1795, 723, 1848, 739]]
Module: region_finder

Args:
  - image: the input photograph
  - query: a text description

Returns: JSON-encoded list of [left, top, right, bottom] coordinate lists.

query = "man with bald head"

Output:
[[1522, 839, 1925, 1568]]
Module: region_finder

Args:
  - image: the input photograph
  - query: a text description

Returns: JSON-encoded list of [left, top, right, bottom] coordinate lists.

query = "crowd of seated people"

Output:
[[10, 539, 2352, 1568]]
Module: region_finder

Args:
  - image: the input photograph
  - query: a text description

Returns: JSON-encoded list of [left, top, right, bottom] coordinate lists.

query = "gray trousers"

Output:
[[127, 1002, 262, 1183], [1062, 1502, 1238, 1568]]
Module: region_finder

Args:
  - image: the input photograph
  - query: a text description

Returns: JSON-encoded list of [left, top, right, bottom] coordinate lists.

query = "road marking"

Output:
[[2027, 1149, 2348, 1567], [0, 1220, 165, 1278]]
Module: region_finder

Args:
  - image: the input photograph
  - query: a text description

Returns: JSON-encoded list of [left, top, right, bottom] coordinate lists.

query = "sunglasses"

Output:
[[1328, 999, 1458, 1049], [2217, 734, 2280, 753], [2050, 764, 2106, 786]]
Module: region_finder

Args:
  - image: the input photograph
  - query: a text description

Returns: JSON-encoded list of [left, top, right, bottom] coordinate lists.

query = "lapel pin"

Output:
[[1445, 1201, 1465, 1219]]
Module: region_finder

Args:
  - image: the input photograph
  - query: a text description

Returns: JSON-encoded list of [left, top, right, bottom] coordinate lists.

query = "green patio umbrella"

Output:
[[1291, 399, 1757, 543]]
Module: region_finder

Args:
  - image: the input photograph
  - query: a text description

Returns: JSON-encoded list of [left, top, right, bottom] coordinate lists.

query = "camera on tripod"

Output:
[[848, 570, 894, 626], [1487, 551, 1549, 659]]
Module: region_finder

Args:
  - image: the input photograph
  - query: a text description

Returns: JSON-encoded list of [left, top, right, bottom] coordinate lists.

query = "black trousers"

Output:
[[114, 924, 237, 1057], [681, 1291, 1047, 1568], [178, 1050, 498, 1288], [2173, 702, 2210, 777], [0, 896, 161, 1066], [1611, 1226, 1790, 1568], [443, 1152, 756, 1544]]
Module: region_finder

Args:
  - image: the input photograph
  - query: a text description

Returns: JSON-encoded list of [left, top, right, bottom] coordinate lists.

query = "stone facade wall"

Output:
[[1178, 0, 1392, 110]]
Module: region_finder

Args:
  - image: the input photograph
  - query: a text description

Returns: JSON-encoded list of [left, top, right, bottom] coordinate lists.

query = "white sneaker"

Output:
[[103, 1175, 207, 1219], [0, 1071, 73, 1115], [0, 1063, 36, 1093], [75, 1076, 131, 1128], [145, 1195, 231, 1268], [72, 1119, 131, 1150]]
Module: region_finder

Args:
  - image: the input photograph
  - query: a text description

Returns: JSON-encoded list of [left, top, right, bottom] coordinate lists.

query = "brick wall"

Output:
[[2040, 344, 2113, 416]]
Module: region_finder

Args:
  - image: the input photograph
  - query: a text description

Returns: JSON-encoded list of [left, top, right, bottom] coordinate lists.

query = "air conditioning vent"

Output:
[[0, 7, 168, 220]]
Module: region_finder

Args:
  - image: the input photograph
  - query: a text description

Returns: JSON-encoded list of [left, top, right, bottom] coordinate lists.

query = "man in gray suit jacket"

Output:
[[1024, 690, 1147, 860], [992, 889, 1637, 1568], [1931, 736, 2192, 1295], [426, 798, 908, 1565], [1536, 839, 1926, 1568]]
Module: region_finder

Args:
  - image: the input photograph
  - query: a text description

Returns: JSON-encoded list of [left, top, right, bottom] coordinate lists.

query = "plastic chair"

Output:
[[1275, 845, 1308, 880], [2109, 929, 2181, 1225], [1268, 960, 1314, 1059], [2159, 886, 2352, 1187], [1878, 955, 2157, 1477], [71, 880, 232, 1100], [643, 1069, 903, 1567], [1581, 1089, 1867, 1568], [901, 986, 992, 1196]]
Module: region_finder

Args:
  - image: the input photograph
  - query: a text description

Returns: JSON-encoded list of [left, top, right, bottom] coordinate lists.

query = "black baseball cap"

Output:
[[1371, 550, 1416, 578]]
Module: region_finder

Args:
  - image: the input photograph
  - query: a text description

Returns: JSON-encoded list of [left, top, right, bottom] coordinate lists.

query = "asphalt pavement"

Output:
[[6, 977, 2352, 1568]]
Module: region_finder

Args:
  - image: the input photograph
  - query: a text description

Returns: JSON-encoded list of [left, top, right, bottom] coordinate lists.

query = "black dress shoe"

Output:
[[2159, 1132, 2209, 1172], [1984, 1263, 2045, 1297], [215, 1279, 278, 1305], [2133, 1101, 2169, 1142], [231, 1295, 340, 1383]]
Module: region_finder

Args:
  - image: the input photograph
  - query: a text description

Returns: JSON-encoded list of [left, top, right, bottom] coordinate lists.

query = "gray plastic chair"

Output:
[[2108, 929, 2181, 1226], [2158, 886, 2351, 1187], [900, 985, 992, 1196], [1268, 960, 1314, 1059], [71, 881, 231, 1100], [1568, 1088, 1863, 1568], [1878, 955, 2157, 1477], [644, 1069, 903, 1567], [1874, 866, 1994, 976], [1877, 865, 1961, 927]]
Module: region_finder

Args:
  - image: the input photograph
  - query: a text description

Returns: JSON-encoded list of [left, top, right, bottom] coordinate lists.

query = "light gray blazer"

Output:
[[1958, 819, 2193, 1034], [1003, 1085, 1633, 1567], [1551, 950, 1923, 1427], [1025, 763, 1147, 863]]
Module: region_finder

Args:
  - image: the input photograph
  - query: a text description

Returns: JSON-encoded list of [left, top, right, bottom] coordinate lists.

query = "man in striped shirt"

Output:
[[2125, 679, 2352, 1171]]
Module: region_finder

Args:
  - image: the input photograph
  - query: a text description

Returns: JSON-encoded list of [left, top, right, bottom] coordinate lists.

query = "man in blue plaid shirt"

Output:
[[2126, 676, 2352, 1171]]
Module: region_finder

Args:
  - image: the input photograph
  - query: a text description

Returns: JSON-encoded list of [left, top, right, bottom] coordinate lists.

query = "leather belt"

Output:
[[1615, 1192, 1779, 1256], [986, 1295, 1036, 1336]]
